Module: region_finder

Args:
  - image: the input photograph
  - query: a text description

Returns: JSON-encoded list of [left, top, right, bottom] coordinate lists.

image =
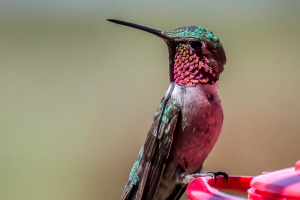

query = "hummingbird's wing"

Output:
[[121, 83, 180, 200]]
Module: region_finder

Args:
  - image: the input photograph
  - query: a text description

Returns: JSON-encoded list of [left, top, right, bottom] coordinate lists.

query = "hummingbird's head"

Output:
[[163, 26, 226, 86], [107, 19, 226, 86]]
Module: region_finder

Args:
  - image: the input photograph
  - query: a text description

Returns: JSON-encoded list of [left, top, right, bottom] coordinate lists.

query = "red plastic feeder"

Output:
[[186, 160, 300, 200]]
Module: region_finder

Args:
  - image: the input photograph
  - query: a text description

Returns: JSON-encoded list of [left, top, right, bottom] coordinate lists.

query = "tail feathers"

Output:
[[127, 185, 138, 200], [166, 184, 187, 200], [122, 185, 137, 200], [122, 184, 187, 200]]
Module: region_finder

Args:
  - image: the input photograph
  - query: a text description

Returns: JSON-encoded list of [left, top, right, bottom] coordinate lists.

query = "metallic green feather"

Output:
[[165, 26, 222, 45]]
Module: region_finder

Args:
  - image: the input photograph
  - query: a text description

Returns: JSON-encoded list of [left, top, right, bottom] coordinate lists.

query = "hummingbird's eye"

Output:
[[190, 41, 202, 51]]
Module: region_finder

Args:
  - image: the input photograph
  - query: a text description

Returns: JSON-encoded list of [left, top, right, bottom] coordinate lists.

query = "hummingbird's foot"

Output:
[[205, 171, 228, 184], [182, 171, 228, 184]]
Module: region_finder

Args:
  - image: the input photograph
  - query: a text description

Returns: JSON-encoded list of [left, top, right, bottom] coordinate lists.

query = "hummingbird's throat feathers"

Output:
[[173, 44, 219, 86]]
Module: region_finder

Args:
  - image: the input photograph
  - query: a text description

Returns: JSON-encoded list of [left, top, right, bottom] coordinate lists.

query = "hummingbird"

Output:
[[107, 19, 227, 200]]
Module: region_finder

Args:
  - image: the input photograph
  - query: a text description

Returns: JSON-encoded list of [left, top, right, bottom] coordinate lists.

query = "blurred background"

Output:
[[1, 0, 300, 199]]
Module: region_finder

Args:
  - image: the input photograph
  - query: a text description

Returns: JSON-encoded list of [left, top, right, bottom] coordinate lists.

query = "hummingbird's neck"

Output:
[[171, 43, 219, 87]]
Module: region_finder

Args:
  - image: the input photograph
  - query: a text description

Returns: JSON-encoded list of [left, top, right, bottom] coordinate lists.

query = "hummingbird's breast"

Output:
[[153, 83, 223, 200], [167, 82, 223, 175]]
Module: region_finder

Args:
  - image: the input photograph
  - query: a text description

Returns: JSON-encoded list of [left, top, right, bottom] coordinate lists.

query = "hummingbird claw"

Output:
[[181, 171, 228, 184], [206, 171, 228, 184]]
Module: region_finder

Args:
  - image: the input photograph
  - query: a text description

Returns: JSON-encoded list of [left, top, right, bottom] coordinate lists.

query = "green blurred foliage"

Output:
[[1, 0, 300, 199]]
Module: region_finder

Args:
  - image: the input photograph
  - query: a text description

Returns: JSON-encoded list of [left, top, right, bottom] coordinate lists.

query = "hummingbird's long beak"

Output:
[[107, 19, 167, 40]]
